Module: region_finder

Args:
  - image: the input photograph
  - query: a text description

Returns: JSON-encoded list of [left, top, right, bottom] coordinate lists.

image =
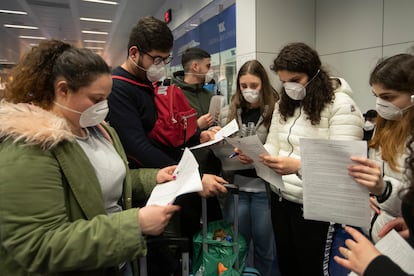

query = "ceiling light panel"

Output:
[[83, 39, 106, 43], [19, 35, 47, 40], [80, 17, 112, 23], [81, 30, 109, 35], [85, 46, 104, 50], [26, 0, 77, 41], [4, 24, 39, 29], [82, 0, 119, 5], [0, 9, 28, 15], [79, 0, 118, 45]]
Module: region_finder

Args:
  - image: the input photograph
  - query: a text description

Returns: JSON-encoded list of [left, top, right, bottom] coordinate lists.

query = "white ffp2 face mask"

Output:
[[283, 69, 320, 100], [375, 97, 413, 121], [146, 63, 166, 82], [283, 82, 306, 100], [54, 100, 109, 128], [242, 88, 260, 104], [204, 69, 214, 84], [185, 69, 215, 84], [363, 121, 375, 131], [129, 56, 165, 82]]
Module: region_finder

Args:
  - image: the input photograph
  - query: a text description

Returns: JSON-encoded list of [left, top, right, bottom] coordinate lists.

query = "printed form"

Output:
[[300, 138, 370, 228], [190, 118, 239, 150], [224, 135, 284, 190], [146, 148, 202, 206], [210, 140, 254, 171]]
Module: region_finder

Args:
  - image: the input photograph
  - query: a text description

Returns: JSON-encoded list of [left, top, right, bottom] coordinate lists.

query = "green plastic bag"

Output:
[[193, 220, 248, 276]]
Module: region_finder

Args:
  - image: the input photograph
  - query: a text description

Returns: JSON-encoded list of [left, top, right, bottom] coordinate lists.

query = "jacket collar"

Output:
[[0, 100, 74, 150], [172, 71, 205, 93]]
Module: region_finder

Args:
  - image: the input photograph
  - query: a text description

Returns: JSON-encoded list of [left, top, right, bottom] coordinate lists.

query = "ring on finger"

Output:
[[344, 248, 350, 258]]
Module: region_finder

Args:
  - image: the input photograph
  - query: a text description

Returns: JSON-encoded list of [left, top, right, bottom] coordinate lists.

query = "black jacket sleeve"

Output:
[[107, 76, 176, 168], [364, 255, 411, 276]]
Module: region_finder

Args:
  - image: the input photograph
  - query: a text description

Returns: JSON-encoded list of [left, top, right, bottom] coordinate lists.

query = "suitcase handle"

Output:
[[223, 183, 239, 194]]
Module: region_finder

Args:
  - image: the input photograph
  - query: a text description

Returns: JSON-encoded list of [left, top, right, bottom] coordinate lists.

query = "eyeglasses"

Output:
[[144, 52, 173, 65]]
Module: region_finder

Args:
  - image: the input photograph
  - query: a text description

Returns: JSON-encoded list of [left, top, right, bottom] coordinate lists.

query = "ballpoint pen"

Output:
[[228, 152, 239, 159]]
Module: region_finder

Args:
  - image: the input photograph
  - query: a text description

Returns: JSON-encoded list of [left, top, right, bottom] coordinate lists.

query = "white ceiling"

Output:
[[0, 0, 166, 67]]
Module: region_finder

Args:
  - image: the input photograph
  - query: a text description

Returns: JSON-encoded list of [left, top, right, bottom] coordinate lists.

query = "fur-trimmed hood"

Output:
[[0, 100, 74, 150]]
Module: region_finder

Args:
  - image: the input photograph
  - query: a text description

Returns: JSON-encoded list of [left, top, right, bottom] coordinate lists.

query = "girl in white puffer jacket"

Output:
[[259, 42, 363, 276]]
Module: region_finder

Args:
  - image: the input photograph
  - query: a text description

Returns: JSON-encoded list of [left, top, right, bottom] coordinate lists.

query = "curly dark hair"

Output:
[[227, 60, 279, 129], [127, 16, 173, 55], [5, 40, 110, 109], [271, 42, 334, 125]]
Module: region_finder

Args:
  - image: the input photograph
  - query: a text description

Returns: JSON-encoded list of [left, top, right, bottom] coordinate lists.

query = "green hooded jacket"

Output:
[[0, 101, 158, 276], [172, 72, 212, 120]]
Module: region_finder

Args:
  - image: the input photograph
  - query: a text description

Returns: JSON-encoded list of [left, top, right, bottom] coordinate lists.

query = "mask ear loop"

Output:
[[397, 95, 414, 114], [304, 69, 321, 87]]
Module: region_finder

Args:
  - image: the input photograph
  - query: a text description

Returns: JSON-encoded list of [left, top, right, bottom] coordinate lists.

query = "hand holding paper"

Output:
[[342, 228, 414, 276], [260, 155, 301, 175], [190, 119, 239, 150], [146, 148, 202, 206], [224, 135, 284, 189]]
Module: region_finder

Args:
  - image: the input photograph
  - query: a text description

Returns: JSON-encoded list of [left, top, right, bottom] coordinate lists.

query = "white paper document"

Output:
[[146, 148, 202, 206], [210, 141, 254, 171], [349, 230, 414, 275], [224, 135, 284, 189], [300, 138, 370, 228], [189, 119, 239, 150]]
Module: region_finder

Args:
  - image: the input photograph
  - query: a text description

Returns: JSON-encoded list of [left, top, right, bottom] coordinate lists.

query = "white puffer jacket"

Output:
[[369, 142, 410, 243], [264, 78, 364, 204]]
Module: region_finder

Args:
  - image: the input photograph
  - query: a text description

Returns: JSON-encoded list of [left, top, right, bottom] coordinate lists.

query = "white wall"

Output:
[[237, 0, 316, 90], [316, 0, 414, 113], [155, 0, 414, 112]]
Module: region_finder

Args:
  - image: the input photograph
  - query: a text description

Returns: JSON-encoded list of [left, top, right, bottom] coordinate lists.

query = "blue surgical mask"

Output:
[[203, 83, 215, 93]]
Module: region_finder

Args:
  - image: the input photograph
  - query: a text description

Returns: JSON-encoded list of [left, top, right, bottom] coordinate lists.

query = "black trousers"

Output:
[[270, 192, 329, 276]]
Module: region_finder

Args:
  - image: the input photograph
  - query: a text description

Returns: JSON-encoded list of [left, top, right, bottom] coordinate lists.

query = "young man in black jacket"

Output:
[[107, 16, 226, 275]]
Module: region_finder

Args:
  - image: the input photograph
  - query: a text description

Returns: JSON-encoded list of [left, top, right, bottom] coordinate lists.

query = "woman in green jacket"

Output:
[[0, 40, 180, 276]]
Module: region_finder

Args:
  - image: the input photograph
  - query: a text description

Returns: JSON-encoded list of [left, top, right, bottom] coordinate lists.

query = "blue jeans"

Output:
[[224, 191, 280, 276]]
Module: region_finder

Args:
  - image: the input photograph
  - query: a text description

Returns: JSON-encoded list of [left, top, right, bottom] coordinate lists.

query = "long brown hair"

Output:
[[271, 42, 334, 125], [369, 54, 414, 171], [227, 60, 278, 129]]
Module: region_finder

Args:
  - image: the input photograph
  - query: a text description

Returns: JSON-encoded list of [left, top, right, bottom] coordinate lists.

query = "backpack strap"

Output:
[[168, 85, 177, 123], [112, 75, 152, 89]]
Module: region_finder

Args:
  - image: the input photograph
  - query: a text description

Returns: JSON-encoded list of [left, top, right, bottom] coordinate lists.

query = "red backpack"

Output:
[[112, 76, 198, 148]]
